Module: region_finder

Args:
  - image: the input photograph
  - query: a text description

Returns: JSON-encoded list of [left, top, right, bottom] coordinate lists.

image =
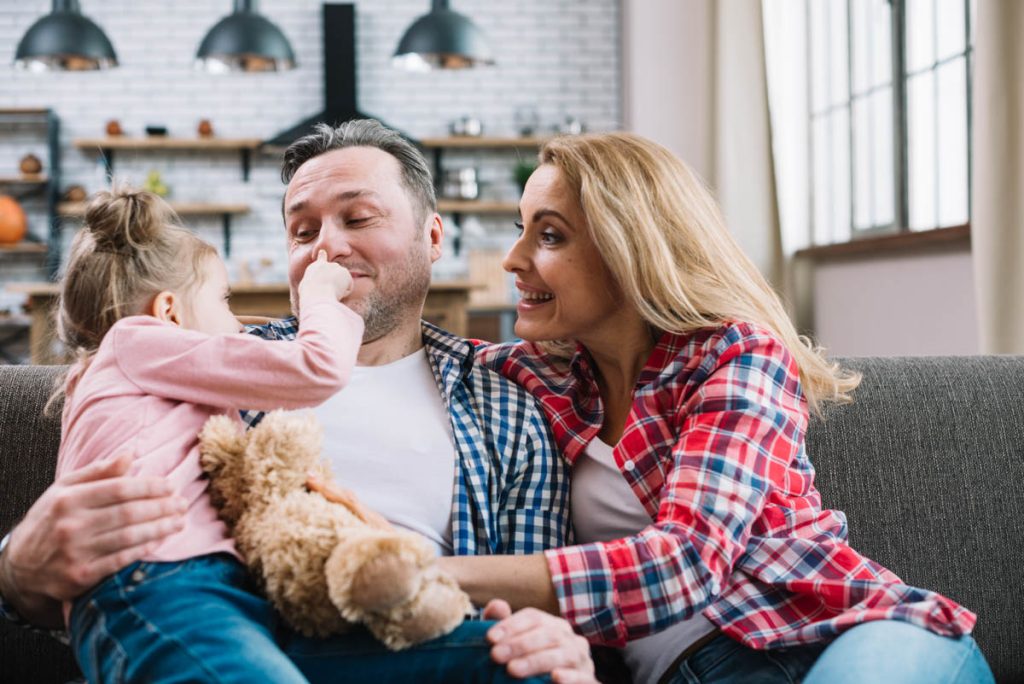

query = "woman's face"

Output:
[[504, 164, 624, 343]]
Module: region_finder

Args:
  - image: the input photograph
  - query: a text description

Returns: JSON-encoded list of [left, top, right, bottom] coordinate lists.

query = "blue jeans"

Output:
[[282, 621, 550, 684], [71, 553, 547, 683], [667, 621, 994, 684], [70, 554, 306, 683]]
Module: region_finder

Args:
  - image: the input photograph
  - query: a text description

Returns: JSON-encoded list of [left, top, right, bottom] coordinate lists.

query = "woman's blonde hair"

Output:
[[537, 132, 859, 413], [48, 187, 216, 411]]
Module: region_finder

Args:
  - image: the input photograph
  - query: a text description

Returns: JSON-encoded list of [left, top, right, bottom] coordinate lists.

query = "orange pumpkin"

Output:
[[0, 195, 28, 245]]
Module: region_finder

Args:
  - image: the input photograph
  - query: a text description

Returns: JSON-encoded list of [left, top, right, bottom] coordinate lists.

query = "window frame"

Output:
[[804, 0, 974, 248]]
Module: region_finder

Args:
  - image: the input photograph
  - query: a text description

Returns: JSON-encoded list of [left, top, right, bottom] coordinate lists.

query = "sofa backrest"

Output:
[[1, 358, 1022, 682], [807, 357, 1024, 682]]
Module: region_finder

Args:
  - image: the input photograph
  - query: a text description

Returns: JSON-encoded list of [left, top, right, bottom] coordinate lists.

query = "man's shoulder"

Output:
[[245, 317, 298, 341]]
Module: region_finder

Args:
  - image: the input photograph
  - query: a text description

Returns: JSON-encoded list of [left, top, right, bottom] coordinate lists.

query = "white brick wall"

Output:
[[0, 0, 621, 312]]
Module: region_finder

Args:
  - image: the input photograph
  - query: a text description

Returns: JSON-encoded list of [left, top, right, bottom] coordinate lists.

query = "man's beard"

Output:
[[290, 240, 432, 343]]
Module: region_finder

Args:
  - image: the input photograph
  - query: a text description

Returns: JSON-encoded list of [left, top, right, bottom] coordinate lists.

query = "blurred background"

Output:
[[1, 0, 1019, 364]]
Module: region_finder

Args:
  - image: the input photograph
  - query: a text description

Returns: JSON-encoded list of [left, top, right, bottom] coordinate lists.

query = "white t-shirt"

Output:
[[572, 438, 717, 684], [312, 348, 456, 556]]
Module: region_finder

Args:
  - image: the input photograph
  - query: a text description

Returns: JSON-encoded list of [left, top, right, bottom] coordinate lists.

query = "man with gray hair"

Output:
[[0, 120, 597, 682]]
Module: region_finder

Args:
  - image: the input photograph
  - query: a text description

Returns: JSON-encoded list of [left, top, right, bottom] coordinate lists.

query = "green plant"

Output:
[[513, 161, 536, 193]]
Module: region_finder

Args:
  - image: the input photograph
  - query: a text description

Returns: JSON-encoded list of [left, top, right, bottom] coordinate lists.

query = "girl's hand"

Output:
[[298, 250, 353, 304], [484, 600, 599, 683]]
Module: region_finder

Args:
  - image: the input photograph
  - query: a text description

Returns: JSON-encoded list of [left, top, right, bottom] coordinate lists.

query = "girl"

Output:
[[442, 132, 994, 684], [54, 187, 363, 683]]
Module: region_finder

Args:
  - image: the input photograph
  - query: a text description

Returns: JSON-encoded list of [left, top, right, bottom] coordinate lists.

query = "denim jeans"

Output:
[[282, 620, 550, 684], [69, 554, 307, 683], [666, 621, 994, 684], [71, 553, 548, 684]]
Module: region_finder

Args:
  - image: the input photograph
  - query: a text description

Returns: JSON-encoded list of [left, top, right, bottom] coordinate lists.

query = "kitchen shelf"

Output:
[[419, 136, 551, 149], [0, 109, 60, 277], [0, 174, 48, 186], [0, 242, 47, 254], [437, 200, 519, 214], [73, 137, 263, 181], [59, 201, 251, 257]]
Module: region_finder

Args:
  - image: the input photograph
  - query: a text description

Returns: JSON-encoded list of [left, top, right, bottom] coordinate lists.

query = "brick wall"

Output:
[[0, 0, 621, 315]]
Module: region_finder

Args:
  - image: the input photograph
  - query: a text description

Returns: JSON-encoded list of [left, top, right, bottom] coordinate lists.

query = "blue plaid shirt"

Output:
[[242, 317, 571, 556]]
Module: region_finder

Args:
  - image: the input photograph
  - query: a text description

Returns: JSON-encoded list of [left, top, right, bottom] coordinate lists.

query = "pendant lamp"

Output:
[[393, 0, 494, 72], [14, 0, 117, 72], [196, 0, 296, 73]]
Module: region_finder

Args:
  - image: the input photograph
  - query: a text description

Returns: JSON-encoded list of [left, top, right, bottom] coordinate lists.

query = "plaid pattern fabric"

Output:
[[476, 322, 976, 648], [0, 534, 70, 644], [243, 317, 570, 556]]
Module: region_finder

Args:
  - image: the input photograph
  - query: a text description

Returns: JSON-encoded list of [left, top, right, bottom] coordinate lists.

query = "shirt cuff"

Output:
[[0, 532, 70, 645]]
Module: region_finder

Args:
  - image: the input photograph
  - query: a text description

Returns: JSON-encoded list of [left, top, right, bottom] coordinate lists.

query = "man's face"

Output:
[[283, 147, 442, 341]]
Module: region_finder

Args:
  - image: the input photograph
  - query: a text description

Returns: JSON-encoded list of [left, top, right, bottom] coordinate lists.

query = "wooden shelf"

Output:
[[73, 137, 263, 151], [0, 108, 49, 116], [419, 136, 550, 149], [437, 200, 519, 214], [58, 201, 250, 217], [0, 242, 46, 255], [0, 174, 48, 185]]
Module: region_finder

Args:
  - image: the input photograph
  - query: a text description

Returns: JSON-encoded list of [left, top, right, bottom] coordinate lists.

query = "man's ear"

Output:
[[149, 290, 183, 326], [427, 213, 444, 263]]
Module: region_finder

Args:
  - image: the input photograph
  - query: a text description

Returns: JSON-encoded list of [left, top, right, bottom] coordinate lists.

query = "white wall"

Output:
[[0, 0, 621, 311], [621, 0, 714, 180], [812, 247, 980, 357]]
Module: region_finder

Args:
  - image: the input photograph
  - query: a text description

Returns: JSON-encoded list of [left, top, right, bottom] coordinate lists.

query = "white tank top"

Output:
[[312, 349, 456, 555], [572, 438, 717, 684]]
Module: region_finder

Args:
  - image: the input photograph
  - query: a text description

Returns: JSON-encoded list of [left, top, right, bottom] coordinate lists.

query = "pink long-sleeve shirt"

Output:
[[56, 298, 364, 566]]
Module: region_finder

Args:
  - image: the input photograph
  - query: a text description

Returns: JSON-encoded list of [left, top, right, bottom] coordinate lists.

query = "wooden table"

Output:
[[7, 281, 476, 364]]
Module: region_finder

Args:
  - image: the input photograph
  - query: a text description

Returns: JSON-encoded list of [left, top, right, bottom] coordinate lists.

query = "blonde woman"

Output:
[[438, 133, 994, 684]]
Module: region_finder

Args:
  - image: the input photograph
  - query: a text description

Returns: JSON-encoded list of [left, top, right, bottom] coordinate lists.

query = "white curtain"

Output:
[[712, 0, 785, 290], [972, 0, 1024, 353]]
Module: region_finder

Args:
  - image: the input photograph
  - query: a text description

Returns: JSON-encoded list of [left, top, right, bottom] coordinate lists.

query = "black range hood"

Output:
[[265, 3, 403, 148]]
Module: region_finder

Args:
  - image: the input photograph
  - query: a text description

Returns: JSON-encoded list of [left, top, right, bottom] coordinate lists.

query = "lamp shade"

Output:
[[393, 0, 494, 71], [196, 0, 295, 73], [14, 0, 117, 72]]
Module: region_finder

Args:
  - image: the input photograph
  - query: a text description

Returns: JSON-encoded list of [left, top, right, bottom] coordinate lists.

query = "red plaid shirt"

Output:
[[476, 322, 976, 648]]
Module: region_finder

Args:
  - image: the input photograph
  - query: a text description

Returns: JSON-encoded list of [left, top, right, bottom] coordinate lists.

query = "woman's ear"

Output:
[[149, 290, 183, 326]]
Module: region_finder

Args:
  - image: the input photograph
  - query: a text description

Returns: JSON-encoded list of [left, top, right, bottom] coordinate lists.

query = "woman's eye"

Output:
[[539, 230, 562, 245]]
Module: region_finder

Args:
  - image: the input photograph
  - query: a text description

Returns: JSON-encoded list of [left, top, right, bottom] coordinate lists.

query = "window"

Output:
[[804, 0, 975, 245]]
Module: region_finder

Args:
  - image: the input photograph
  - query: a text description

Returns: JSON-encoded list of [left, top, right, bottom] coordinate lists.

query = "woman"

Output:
[[438, 132, 994, 684]]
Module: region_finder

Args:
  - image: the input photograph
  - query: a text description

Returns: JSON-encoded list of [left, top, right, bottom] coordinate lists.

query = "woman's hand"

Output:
[[484, 599, 598, 683], [305, 475, 393, 531]]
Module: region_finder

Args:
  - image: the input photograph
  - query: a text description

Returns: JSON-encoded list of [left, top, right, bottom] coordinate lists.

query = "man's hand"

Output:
[[0, 452, 186, 626], [484, 599, 599, 684], [306, 474, 394, 531]]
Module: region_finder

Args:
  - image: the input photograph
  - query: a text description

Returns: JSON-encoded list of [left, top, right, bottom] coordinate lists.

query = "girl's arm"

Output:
[[113, 297, 363, 411]]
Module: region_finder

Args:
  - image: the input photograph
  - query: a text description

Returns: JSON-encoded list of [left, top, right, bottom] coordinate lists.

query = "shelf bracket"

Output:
[[222, 213, 233, 257], [241, 149, 251, 182], [100, 149, 114, 182]]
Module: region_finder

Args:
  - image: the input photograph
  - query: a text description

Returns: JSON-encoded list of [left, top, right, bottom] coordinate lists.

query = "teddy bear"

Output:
[[198, 410, 472, 650]]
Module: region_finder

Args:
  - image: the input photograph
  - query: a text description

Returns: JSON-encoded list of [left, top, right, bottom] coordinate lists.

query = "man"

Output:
[[0, 120, 595, 682]]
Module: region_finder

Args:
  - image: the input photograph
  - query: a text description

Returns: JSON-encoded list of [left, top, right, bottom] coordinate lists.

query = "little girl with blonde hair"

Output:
[[54, 187, 363, 683]]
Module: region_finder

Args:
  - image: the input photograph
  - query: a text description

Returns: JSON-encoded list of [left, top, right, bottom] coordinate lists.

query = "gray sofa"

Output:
[[2, 358, 1022, 683]]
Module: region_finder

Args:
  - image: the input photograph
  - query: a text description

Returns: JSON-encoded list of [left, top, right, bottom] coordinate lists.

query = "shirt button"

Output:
[[623, 460, 636, 472]]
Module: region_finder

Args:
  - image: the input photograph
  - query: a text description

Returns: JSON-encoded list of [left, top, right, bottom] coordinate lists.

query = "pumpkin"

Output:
[[0, 195, 28, 245]]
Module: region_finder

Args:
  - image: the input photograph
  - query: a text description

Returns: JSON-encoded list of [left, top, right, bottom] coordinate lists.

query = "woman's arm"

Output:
[[436, 554, 558, 614]]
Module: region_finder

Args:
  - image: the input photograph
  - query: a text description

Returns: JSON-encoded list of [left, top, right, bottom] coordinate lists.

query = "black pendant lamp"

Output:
[[393, 0, 494, 72], [14, 0, 117, 72], [196, 0, 296, 73]]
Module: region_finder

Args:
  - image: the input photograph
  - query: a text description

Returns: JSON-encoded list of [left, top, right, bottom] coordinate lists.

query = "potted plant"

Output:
[[513, 161, 536, 195]]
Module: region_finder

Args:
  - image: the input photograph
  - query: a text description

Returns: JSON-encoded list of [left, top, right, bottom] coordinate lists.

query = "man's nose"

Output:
[[312, 219, 353, 259]]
